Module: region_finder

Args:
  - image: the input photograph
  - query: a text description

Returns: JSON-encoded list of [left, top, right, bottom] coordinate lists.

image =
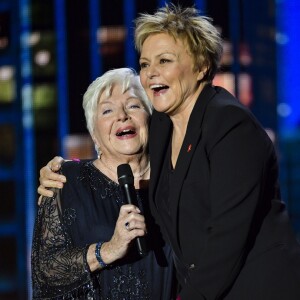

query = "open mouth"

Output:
[[116, 128, 136, 137], [151, 84, 169, 93]]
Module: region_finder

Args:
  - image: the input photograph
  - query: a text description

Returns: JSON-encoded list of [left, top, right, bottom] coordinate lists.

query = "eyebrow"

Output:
[[127, 96, 141, 101], [98, 97, 141, 105], [139, 51, 176, 61], [98, 100, 112, 105]]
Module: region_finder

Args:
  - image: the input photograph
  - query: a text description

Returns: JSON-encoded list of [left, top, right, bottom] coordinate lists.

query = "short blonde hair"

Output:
[[83, 68, 152, 137], [134, 4, 223, 82]]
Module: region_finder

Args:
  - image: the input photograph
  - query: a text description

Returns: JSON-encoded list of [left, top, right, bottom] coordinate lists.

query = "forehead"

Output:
[[141, 33, 189, 55], [98, 84, 140, 104]]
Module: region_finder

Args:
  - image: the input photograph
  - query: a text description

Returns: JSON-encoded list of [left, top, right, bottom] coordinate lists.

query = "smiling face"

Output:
[[92, 83, 150, 161], [139, 33, 206, 118]]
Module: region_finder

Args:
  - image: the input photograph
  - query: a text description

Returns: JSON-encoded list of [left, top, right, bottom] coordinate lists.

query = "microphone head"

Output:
[[117, 164, 134, 186]]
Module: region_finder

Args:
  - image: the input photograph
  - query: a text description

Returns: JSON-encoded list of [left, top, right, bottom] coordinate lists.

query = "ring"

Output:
[[125, 222, 130, 231]]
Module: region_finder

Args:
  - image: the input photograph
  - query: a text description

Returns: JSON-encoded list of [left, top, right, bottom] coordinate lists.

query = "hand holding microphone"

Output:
[[117, 163, 148, 257]]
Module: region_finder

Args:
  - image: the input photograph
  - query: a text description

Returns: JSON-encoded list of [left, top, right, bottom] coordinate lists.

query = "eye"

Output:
[[139, 62, 148, 69], [130, 105, 140, 109], [128, 103, 141, 109], [160, 58, 171, 64], [102, 109, 112, 115]]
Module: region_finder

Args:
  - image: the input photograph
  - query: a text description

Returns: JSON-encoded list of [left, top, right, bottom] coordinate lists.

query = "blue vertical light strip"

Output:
[[195, 0, 206, 13], [19, 0, 35, 298], [89, 0, 101, 79], [55, 0, 69, 156], [124, 0, 136, 69], [276, 0, 300, 137], [229, 0, 240, 98]]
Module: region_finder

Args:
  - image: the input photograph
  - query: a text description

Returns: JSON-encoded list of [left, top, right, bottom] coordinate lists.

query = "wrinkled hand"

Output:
[[37, 156, 66, 204], [101, 204, 147, 264]]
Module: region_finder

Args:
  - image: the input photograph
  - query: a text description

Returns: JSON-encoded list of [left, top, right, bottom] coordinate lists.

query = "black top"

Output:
[[32, 160, 176, 299], [149, 84, 300, 299], [156, 141, 173, 237]]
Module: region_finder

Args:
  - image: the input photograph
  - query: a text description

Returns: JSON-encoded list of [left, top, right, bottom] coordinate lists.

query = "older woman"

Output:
[[32, 68, 177, 299]]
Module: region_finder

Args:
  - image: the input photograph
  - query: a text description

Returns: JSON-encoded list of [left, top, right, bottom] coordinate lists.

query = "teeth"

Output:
[[150, 84, 165, 89], [116, 129, 134, 136]]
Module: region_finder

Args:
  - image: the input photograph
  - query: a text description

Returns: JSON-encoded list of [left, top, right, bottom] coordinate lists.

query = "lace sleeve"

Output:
[[31, 189, 96, 299]]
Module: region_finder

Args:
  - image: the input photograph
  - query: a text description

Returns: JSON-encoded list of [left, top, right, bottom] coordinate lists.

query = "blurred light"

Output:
[[239, 43, 252, 66], [97, 26, 126, 43], [265, 128, 276, 144], [214, 72, 253, 107], [63, 134, 94, 160], [0, 37, 8, 49], [33, 84, 56, 108], [34, 50, 51, 66], [21, 32, 31, 47], [214, 72, 235, 96], [28, 32, 41, 46], [0, 66, 14, 80], [277, 103, 292, 117], [276, 32, 289, 45], [221, 41, 233, 65], [238, 73, 253, 107]]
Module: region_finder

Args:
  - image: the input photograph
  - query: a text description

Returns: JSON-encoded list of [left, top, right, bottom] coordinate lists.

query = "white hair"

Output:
[[82, 68, 152, 138]]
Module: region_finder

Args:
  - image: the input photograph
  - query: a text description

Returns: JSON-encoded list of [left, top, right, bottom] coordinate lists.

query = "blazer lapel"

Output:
[[169, 85, 217, 253], [148, 110, 172, 215]]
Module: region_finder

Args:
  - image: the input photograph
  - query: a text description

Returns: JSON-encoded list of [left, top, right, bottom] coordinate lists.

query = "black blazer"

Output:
[[149, 84, 300, 300]]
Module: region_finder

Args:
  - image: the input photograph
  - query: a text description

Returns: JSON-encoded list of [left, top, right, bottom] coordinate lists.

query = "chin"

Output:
[[153, 105, 167, 113], [118, 147, 141, 156], [152, 102, 170, 113]]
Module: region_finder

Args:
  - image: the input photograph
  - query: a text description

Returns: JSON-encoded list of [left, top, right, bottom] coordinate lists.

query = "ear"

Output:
[[91, 135, 99, 148], [196, 67, 207, 81]]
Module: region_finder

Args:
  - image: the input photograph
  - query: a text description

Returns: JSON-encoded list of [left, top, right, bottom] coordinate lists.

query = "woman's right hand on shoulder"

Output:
[[37, 156, 66, 201]]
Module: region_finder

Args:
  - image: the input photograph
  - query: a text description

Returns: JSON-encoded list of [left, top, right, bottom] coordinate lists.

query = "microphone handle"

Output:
[[122, 183, 148, 257], [136, 233, 148, 257]]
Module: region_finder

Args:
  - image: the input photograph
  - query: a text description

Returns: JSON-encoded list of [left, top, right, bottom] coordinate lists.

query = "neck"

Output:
[[98, 153, 150, 179], [169, 82, 205, 129]]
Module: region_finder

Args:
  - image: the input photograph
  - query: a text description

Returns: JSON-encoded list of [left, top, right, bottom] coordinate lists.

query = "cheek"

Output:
[[139, 121, 149, 144], [140, 130, 149, 149], [94, 120, 110, 142], [139, 72, 147, 88]]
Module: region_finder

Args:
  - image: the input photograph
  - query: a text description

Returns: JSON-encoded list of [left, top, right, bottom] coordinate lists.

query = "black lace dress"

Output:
[[31, 160, 176, 299]]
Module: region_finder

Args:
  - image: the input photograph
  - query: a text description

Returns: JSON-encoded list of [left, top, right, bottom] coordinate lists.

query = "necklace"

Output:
[[99, 155, 150, 178]]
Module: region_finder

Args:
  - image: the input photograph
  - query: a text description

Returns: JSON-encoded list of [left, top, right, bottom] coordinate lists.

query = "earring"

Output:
[[95, 146, 101, 159]]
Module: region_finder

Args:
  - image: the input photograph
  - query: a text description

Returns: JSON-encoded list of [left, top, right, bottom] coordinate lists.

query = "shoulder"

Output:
[[59, 160, 95, 203], [205, 86, 261, 129], [61, 160, 81, 173], [203, 86, 272, 150], [60, 160, 93, 180], [207, 86, 249, 116]]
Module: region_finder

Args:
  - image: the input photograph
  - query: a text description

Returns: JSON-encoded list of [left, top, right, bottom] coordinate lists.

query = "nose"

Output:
[[117, 108, 129, 121], [146, 64, 158, 79]]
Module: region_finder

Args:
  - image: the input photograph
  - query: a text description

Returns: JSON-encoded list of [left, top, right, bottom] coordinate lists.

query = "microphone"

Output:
[[117, 163, 148, 257]]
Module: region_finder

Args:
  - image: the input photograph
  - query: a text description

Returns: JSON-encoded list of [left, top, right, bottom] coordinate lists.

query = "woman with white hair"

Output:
[[31, 68, 177, 299]]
